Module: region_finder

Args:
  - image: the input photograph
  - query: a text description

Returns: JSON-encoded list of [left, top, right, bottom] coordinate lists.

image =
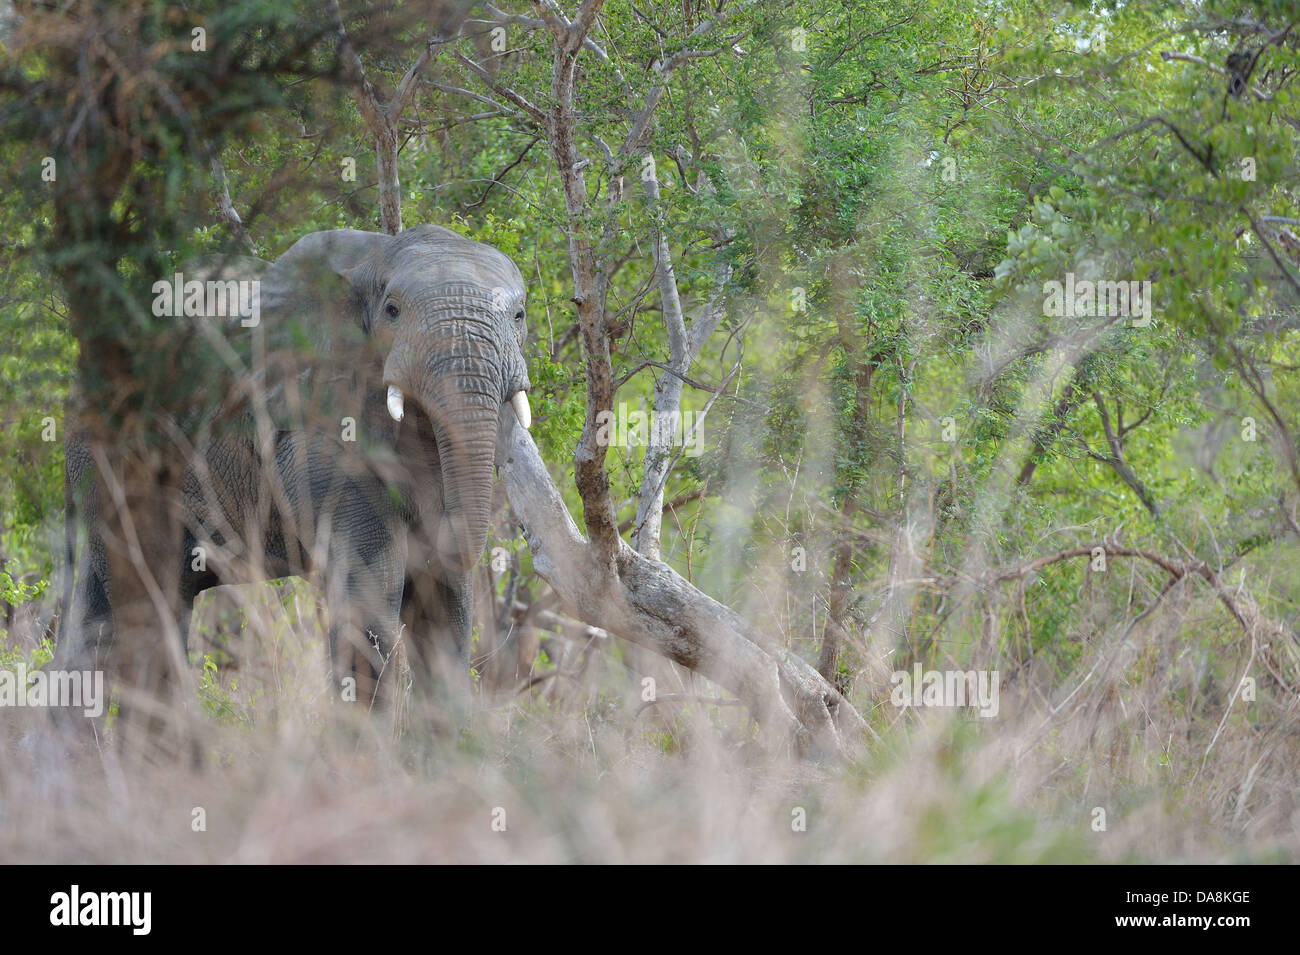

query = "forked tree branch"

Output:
[[987, 543, 1298, 693]]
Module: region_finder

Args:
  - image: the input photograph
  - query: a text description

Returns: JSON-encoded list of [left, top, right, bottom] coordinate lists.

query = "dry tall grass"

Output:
[[2, 565, 1295, 864]]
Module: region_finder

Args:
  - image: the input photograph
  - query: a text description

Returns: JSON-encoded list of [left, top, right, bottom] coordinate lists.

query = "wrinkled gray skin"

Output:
[[60, 226, 531, 705]]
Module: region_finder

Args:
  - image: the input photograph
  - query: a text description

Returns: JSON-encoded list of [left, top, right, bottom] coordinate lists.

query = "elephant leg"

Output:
[[401, 564, 474, 709], [178, 527, 221, 663], [324, 517, 407, 712], [328, 582, 405, 711], [56, 532, 114, 673]]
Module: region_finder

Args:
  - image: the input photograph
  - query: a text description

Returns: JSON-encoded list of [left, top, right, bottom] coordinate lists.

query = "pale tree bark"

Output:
[[210, 157, 257, 254], [535, 1, 731, 564], [630, 178, 730, 558]]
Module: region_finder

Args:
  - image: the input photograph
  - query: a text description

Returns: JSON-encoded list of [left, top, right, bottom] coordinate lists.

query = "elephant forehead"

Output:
[[395, 229, 523, 293]]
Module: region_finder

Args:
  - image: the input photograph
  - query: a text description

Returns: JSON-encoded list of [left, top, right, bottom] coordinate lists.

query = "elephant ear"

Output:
[[173, 252, 273, 425], [183, 252, 272, 290], [252, 229, 393, 435], [178, 251, 273, 343]]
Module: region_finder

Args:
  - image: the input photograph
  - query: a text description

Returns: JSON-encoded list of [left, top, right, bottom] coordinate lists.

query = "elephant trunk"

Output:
[[386, 306, 508, 574], [424, 378, 499, 575]]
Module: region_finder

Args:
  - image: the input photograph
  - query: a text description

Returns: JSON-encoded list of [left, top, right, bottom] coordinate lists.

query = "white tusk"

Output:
[[387, 385, 405, 422], [510, 391, 532, 430]]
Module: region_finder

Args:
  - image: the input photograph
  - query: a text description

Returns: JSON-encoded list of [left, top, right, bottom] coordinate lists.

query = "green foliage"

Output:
[[197, 653, 254, 726], [0, 570, 45, 609]]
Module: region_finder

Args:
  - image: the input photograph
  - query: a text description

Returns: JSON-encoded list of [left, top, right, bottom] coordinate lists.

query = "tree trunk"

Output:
[[376, 122, 403, 235]]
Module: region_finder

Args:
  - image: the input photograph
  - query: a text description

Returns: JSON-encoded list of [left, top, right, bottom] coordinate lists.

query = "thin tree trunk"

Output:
[[330, 0, 469, 235], [632, 214, 729, 558], [1016, 370, 1087, 487], [1091, 391, 1160, 517], [817, 299, 877, 685], [375, 123, 403, 235]]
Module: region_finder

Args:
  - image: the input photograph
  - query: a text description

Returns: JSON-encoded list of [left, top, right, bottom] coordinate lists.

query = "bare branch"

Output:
[[1244, 206, 1300, 296], [1091, 391, 1160, 517], [453, 52, 546, 124], [209, 156, 256, 254]]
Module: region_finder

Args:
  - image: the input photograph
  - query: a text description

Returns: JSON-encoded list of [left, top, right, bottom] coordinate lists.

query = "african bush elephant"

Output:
[[59, 225, 532, 707]]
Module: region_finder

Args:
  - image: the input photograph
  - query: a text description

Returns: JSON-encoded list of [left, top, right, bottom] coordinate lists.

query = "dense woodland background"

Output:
[[2, 0, 1300, 862]]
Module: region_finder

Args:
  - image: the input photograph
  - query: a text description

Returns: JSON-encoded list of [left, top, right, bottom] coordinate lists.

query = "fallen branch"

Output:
[[501, 427, 873, 757]]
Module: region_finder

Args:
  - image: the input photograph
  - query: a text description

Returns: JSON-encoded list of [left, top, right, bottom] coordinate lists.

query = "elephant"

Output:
[[59, 225, 533, 709]]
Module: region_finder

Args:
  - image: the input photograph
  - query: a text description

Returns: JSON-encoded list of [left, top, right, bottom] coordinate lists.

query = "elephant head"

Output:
[[255, 225, 530, 575]]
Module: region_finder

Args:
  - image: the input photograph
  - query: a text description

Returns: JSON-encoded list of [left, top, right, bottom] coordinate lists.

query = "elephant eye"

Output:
[[385, 301, 400, 320], [514, 309, 525, 324]]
